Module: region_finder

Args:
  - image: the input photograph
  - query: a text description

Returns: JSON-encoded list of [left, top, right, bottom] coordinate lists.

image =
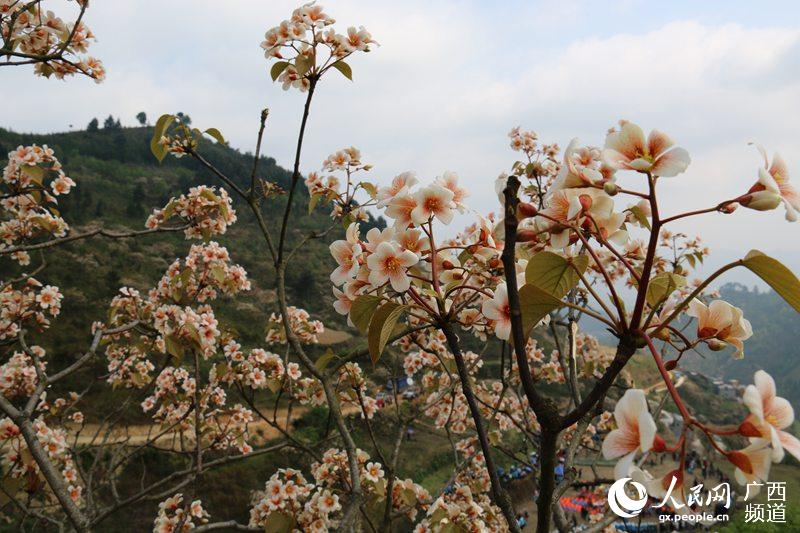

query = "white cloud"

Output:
[[1, 1, 799, 284]]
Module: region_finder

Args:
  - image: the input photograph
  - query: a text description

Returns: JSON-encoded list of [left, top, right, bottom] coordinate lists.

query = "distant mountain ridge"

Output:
[[683, 282, 800, 407]]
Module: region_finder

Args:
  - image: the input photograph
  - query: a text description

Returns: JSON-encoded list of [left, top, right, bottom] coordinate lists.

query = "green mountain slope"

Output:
[[0, 124, 382, 387]]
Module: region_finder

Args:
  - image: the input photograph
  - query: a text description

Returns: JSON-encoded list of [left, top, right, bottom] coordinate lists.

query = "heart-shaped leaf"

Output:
[[743, 250, 800, 313], [525, 251, 588, 298]]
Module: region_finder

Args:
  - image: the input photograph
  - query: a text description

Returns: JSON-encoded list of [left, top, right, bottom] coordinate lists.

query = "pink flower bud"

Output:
[[518, 202, 538, 218]]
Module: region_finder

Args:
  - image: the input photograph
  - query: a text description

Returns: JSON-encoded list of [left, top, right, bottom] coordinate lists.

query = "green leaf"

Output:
[[368, 303, 406, 364], [164, 335, 185, 360], [204, 127, 226, 145], [331, 60, 353, 80], [341, 212, 355, 229], [743, 250, 800, 313], [210, 265, 226, 284], [519, 284, 564, 338], [150, 114, 174, 163], [350, 295, 381, 333], [628, 205, 651, 230], [308, 193, 321, 214], [646, 272, 686, 308], [525, 252, 588, 298], [270, 61, 290, 81], [22, 165, 44, 184], [315, 348, 337, 372], [295, 55, 313, 76], [359, 181, 377, 198], [0, 476, 24, 506], [263, 511, 296, 533]]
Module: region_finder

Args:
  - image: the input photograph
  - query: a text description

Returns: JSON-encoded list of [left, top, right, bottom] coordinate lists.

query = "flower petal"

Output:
[[603, 429, 637, 460], [652, 147, 691, 177]]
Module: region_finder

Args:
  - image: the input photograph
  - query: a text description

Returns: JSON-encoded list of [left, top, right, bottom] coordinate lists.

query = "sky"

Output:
[[2, 0, 800, 286]]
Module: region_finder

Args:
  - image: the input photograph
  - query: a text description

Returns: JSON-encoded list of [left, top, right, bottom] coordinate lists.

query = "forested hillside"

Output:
[[0, 122, 383, 392]]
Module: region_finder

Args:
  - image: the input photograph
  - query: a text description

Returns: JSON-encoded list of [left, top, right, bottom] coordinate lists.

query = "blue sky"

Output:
[[2, 0, 799, 286]]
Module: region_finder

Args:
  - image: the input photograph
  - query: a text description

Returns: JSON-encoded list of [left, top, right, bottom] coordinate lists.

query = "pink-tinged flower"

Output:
[[435, 171, 469, 213], [550, 139, 612, 193], [377, 172, 418, 207], [317, 489, 340, 514], [538, 188, 621, 248], [332, 287, 353, 316], [366, 242, 418, 292], [339, 26, 377, 53], [411, 184, 455, 225], [385, 194, 417, 229], [740, 146, 799, 221], [364, 461, 384, 483], [481, 284, 511, 340], [51, 176, 76, 195], [728, 442, 773, 493], [602, 121, 690, 177], [364, 226, 395, 253], [602, 389, 658, 480], [329, 240, 361, 286], [740, 370, 800, 462], [686, 299, 752, 358]]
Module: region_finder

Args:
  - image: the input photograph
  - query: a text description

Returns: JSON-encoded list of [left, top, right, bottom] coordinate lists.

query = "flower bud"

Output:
[[664, 359, 678, 371], [652, 435, 667, 452], [517, 230, 539, 243], [518, 202, 538, 218], [706, 339, 726, 351], [738, 415, 763, 438], [603, 182, 619, 196], [578, 194, 593, 212], [726, 450, 753, 475], [740, 191, 782, 211]]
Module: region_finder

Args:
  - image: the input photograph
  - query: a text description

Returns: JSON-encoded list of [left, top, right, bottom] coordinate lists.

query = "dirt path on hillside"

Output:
[[65, 327, 353, 451], [68, 406, 303, 451]]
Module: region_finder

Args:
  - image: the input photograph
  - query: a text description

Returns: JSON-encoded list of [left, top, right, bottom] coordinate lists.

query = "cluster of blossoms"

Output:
[[248, 468, 339, 532], [103, 243, 246, 375], [0, 279, 62, 340], [0, 347, 44, 397], [326, 167, 470, 307], [250, 451, 428, 531], [265, 306, 323, 345], [0, 0, 105, 80], [1, 145, 75, 265], [305, 146, 375, 221], [415, 483, 505, 533], [215, 341, 302, 393], [602, 371, 800, 504], [100, 242, 257, 453], [0, 417, 82, 505], [505, 126, 562, 201], [153, 493, 209, 533], [261, 3, 376, 91], [309, 449, 429, 522], [145, 185, 236, 239], [291, 361, 379, 420]]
